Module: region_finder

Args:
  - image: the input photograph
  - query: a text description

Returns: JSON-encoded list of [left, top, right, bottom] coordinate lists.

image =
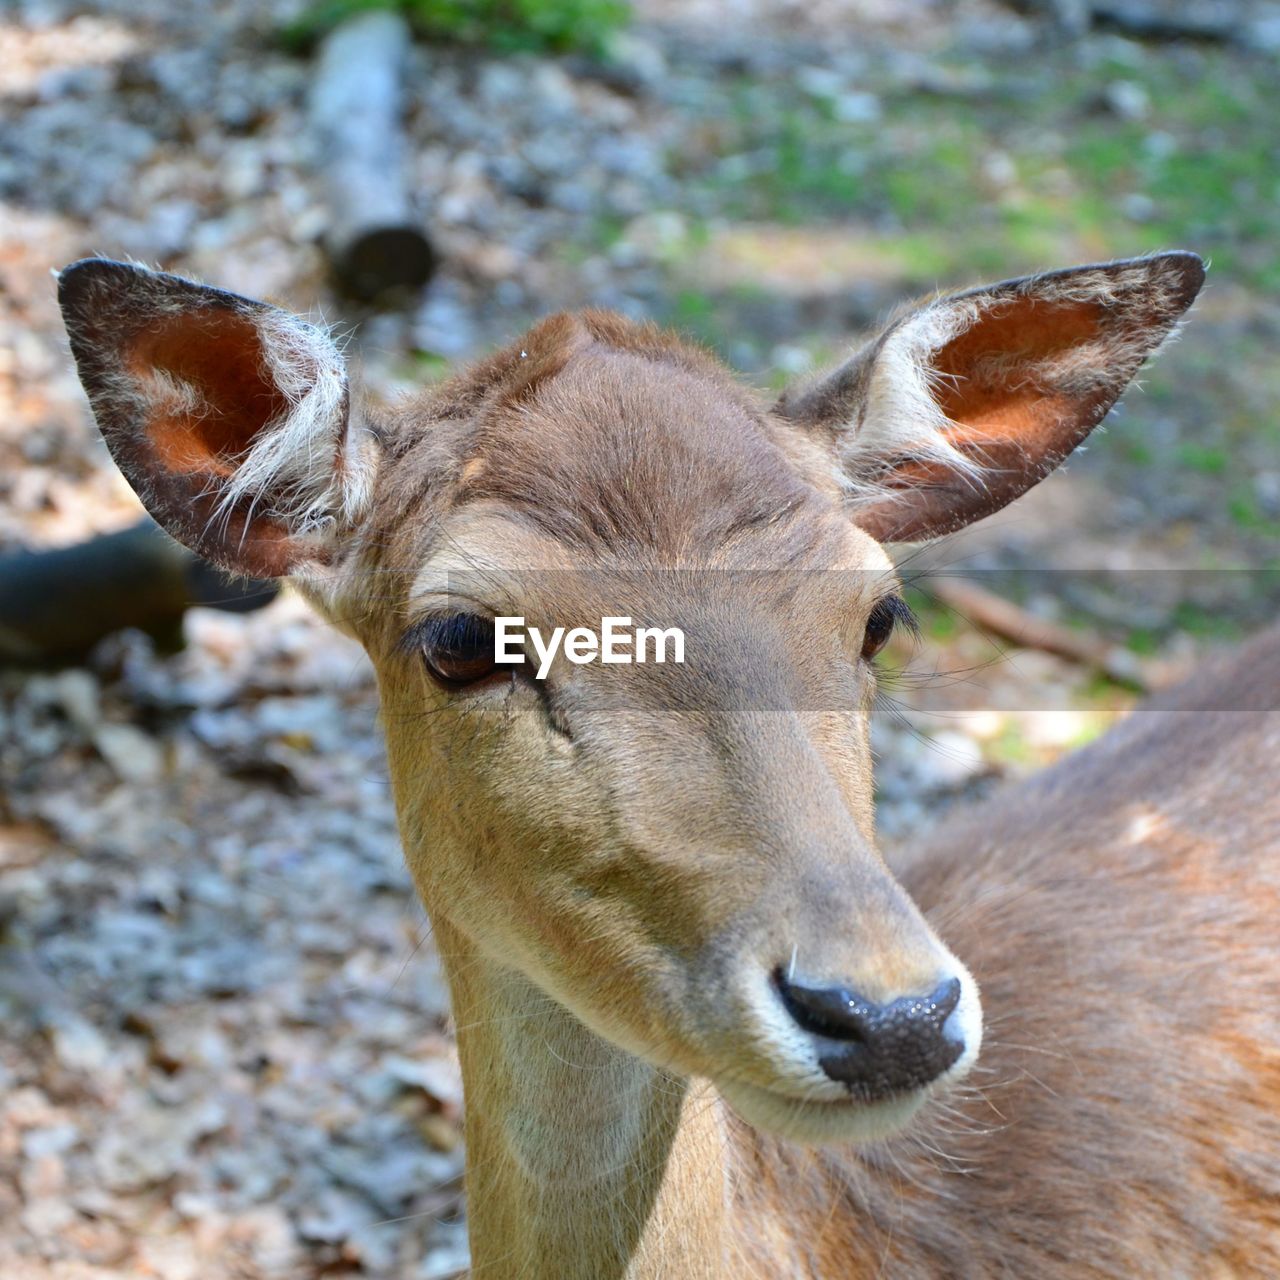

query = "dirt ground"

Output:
[[1, 0, 1276, 1275]]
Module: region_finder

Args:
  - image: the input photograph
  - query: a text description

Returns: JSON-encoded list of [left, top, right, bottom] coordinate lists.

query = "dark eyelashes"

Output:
[[399, 612, 489, 653], [397, 612, 488, 657], [880, 593, 921, 638]]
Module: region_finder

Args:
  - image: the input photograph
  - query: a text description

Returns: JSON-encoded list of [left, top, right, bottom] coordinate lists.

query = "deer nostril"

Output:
[[775, 970, 965, 1099], [775, 969, 879, 1043]]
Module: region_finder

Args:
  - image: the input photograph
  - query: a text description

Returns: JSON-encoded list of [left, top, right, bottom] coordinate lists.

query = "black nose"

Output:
[[776, 971, 964, 1100]]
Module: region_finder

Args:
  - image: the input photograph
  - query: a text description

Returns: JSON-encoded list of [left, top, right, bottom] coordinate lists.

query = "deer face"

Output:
[[59, 253, 1202, 1143]]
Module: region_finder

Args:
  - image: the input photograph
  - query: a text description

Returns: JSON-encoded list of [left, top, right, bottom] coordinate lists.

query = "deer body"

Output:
[[58, 251, 1279, 1276], [872, 628, 1280, 1279]]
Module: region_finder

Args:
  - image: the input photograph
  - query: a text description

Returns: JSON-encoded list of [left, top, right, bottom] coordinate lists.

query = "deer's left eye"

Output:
[[861, 596, 916, 661], [418, 612, 498, 687]]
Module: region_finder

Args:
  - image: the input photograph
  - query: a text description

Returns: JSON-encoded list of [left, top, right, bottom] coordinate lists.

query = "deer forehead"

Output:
[[403, 501, 895, 617], [382, 338, 895, 609], [442, 345, 825, 551]]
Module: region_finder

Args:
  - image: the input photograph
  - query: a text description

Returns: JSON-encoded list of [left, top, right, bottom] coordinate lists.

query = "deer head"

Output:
[[59, 252, 1203, 1144]]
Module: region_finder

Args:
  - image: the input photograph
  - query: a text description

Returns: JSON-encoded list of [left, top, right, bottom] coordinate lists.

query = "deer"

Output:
[[57, 250, 1280, 1278]]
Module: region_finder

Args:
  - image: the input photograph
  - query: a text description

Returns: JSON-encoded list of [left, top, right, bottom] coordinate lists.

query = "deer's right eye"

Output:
[[418, 613, 498, 687]]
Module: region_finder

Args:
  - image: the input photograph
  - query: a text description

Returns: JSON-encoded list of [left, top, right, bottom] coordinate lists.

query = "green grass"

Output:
[[408, 349, 452, 379], [1228, 488, 1280, 538], [286, 0, 629, 54], [669, 288, 718, 338], [1125, 627, 1161, 657], [1169, 599, 1247, 642], [1114, 438, 1156, 466], [990, 720, 1035, 768], [678, 47, 1280, 289], [1175, 443, 1229, 475]]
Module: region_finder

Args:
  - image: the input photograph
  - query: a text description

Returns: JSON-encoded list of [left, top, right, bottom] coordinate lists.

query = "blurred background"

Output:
[[1, 0, 1277, 1275]]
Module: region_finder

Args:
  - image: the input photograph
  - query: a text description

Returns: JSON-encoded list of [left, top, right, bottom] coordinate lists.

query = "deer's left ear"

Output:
[[58, 258, 376, 578], [775, 252, 1204, 542]]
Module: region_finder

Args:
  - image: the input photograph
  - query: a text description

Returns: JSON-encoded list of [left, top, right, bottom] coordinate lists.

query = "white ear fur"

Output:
[[216, 309, 375, 540], [839, 296, 986, 504]]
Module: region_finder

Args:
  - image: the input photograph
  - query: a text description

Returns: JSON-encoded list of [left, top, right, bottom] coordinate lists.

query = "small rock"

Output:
[[601, 31, 667, 91], [1254, 470, 1280, 515], [1121, 192, 1156, 223], [93, 722, 165, 784], [51, 1016, 111, 1074], [612, 210, 687, 265], [982, 150, 1017, 189], [414, 288, 478, 359], [381, 1053, 464, 1111], [50, 669, 99, 731], [135, 1234, 201, 1280], [227, 1204, 302, 1272], [1105, 80, 1149, 121], [416, 1219, 471, 1280], [528, 63, 577, 118], [21, 1123, 79, 1159], [93, 1097, 227, 1193], [296, 1186, 376, 1244], [832, 91, 881, 124], [923, 732, 988, 788], [797, 66, 846, 100], [1248, 13, 1280, 51], [21, 1195, 75, 1236], [476, 61, 526, 108], [771, 345, 814, 375], [145, 198, 198, 257]]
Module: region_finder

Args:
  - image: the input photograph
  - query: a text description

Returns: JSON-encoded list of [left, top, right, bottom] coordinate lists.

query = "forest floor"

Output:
[[1, 0, 1277, 1275]]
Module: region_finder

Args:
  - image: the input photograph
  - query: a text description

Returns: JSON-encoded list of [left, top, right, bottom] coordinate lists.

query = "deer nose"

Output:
[[775, 971, 964, 1100]]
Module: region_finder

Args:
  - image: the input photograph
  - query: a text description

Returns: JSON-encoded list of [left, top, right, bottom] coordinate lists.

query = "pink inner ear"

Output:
[[930, 295, 1110, 453], [112, 306, 303, 578], [125, 308, 289, 478], [853, 295, 1126, 542]]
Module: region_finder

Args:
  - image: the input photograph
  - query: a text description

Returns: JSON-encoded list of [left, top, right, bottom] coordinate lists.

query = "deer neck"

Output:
[[436, 917, 729, 1279]]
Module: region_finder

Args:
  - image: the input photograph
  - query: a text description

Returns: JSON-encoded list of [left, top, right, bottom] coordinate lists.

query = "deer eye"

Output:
[[418, 612, 498, 687], [861, 595, 916, 662]]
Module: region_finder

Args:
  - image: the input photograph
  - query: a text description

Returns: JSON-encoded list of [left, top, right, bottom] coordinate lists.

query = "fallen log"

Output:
[[925, 575, 1176, 691], [1091, 1, 1240, 43], [310, 10, 435, 300], [0, 518, 276, 665]]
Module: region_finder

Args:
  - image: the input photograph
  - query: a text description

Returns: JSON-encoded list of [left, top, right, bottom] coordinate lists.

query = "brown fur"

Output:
[[59, 252, 1277, 1279], [366, 309, 821, 572]]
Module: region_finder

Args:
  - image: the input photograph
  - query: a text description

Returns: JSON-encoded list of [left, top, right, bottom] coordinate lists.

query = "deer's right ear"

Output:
[[58, 258, 376, 578]]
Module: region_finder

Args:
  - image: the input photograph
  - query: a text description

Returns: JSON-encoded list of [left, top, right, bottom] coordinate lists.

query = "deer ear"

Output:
[[58, 258, 376, 578], [775, 252, 1204, 542]]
